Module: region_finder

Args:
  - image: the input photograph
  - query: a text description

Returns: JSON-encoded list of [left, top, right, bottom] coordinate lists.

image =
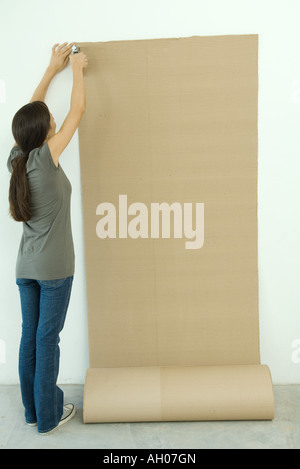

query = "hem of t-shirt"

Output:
[[15, 270, 74, 281], [44, 142, 60, 171]]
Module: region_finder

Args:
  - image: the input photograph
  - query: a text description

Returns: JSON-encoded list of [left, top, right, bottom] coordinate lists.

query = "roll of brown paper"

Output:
[[83, 365, 274, 422], [78, 35, 274, 422]]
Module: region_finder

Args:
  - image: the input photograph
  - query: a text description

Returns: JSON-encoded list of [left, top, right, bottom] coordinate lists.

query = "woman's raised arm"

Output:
[[47, 51, 88, 167], [30, 43, 74, 103]]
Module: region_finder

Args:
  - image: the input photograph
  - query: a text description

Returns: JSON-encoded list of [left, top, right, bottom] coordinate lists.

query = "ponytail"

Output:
[[9, 100, 51, 223], [9, 153, 31, 222]]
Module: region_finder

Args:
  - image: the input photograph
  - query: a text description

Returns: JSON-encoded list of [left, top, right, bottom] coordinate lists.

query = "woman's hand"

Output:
[[30, 43, 75, 102], [48, 42, 75, 74], [70, 51, 88, 70]]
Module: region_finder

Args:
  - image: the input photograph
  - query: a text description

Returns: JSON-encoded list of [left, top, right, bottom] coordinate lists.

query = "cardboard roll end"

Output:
[[83, 364, 274, 423]]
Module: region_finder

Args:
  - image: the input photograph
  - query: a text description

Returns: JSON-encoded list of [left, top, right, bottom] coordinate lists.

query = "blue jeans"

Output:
[[16, 276, 73, 433]]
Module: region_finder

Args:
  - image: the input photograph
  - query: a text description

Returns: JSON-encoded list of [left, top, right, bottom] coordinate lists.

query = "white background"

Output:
[[0, 0, 300, 385]]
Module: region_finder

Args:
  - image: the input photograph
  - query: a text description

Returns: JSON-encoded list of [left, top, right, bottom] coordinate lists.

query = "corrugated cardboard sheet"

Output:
[[78, 35, 274, 422]]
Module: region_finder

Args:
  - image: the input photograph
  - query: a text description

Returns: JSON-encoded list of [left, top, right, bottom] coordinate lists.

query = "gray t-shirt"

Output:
[[7, 142, 75, 280]]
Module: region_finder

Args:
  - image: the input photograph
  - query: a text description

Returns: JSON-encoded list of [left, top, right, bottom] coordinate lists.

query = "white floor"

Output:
[[0, 384, 299, 449]]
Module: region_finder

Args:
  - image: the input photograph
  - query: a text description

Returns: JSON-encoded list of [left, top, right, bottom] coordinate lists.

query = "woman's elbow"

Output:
[[79, 102, 86, 116], [72, 104, 85, 118]]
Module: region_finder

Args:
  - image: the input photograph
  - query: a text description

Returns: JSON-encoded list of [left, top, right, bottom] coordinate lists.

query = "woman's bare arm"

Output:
[[30, 43, 74, 103], [48, 51, 88, 167], [12, 43, 75, 149]]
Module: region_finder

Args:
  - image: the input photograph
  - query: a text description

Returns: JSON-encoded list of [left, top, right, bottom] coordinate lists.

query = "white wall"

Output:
[[1, 0, 300, 385]]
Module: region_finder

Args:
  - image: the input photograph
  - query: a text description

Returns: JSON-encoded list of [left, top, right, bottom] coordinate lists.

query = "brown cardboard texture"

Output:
[[78, 35, 274, 422]]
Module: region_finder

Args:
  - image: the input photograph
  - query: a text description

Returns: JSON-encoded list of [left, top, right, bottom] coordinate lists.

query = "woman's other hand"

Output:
[[49, 43, 75, 74], [70, 52, 88, 70]]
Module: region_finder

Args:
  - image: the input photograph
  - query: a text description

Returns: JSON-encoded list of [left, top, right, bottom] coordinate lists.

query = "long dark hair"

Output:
[[9, 101, 50, 222]]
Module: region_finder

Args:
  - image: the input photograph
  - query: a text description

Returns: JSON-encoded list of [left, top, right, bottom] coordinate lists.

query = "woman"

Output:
[[7, 43, 88, 435]]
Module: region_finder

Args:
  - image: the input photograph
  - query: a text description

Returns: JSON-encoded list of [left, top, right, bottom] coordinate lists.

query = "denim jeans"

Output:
[[16, 276, 73, 433]]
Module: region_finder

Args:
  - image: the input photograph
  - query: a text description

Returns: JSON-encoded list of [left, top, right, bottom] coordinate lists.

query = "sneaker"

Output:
[[39, 404, 76, 435], [26, 421, 37, 427]]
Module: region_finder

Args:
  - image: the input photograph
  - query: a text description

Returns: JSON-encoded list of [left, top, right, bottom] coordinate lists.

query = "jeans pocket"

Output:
[[16, 278, 37, 287], [38, 277, 70, 289]]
